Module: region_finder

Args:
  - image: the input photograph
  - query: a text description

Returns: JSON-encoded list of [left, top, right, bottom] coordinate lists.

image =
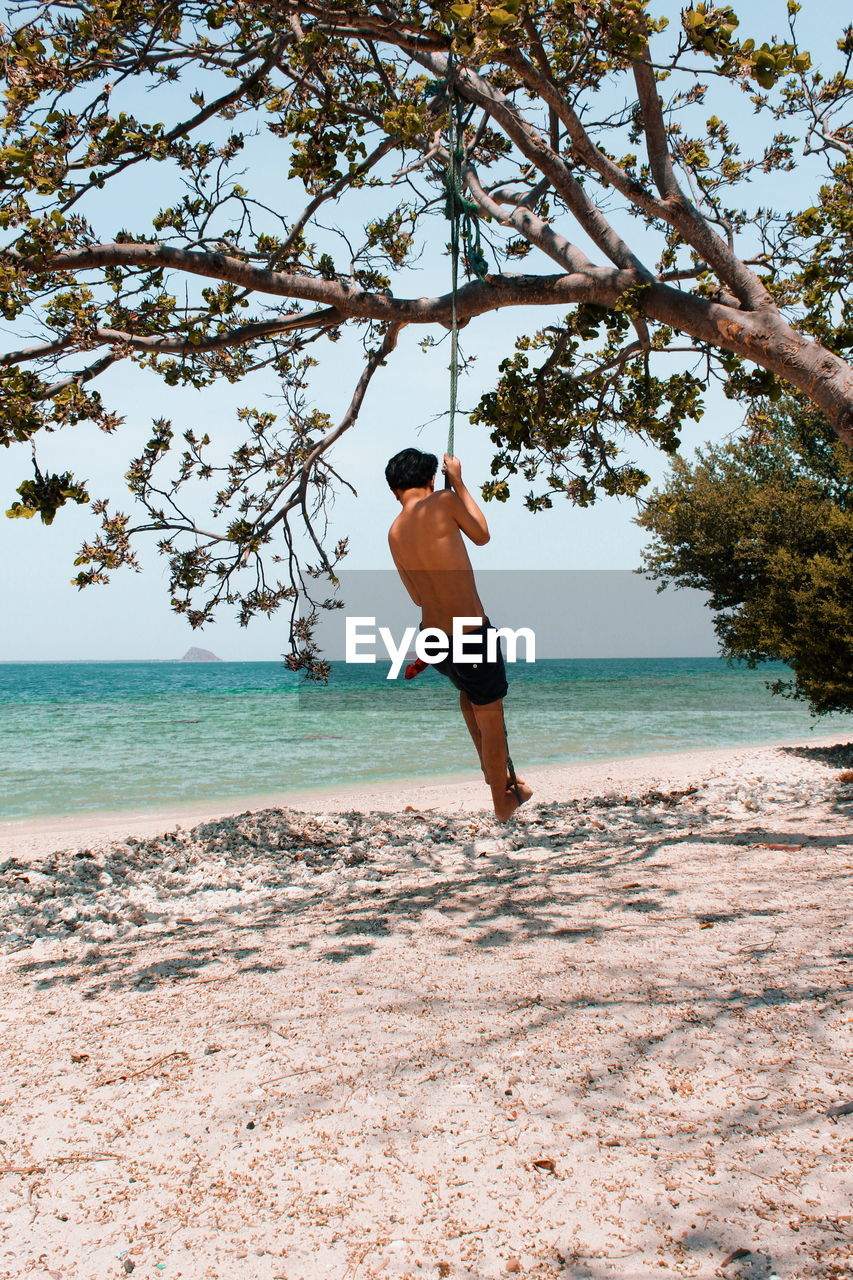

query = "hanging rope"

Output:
[[425, 54, 489, 469]]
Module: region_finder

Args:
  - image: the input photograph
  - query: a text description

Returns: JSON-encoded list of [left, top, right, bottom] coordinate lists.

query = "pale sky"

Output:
[[0, 1, 836, 661]]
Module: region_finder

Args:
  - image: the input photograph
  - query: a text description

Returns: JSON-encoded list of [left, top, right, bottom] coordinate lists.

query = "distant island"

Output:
[[179, 647, 221, 662]]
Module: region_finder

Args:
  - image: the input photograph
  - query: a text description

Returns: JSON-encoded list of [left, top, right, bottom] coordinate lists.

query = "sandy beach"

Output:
[[1, 735, 851, 1280]]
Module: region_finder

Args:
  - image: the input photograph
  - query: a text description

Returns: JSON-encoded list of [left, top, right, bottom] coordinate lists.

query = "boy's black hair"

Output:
[[385, 447, 438, 492]]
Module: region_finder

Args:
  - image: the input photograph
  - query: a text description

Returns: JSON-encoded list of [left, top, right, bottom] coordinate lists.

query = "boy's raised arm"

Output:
[[441, 454, 490, 545]]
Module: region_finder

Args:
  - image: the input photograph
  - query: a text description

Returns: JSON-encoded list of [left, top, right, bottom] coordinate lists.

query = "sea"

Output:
[[1, 658, 850, 823]]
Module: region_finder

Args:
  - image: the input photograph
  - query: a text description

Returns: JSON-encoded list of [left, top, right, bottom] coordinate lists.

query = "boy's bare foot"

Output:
[[493, 777, 533, 822]]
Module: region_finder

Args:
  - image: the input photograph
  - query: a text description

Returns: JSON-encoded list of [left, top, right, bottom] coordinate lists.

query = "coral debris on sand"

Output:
[[2, 743, 850, 956]]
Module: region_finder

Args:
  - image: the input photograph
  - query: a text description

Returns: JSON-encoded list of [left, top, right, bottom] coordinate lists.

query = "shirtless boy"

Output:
[[386, 447, 532, 822]]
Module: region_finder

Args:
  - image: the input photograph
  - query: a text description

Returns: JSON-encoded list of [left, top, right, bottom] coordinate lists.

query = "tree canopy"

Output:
[[638, 395, 853, 715], [1, 1, 851, 670]]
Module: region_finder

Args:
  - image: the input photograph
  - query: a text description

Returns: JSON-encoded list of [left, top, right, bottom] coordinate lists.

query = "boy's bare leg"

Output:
[[459, 691, 487, 780], [460, 691, 529, 793], [472, 699, 533, 821]]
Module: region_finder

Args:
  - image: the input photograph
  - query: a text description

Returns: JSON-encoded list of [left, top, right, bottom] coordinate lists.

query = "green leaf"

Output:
[[487, 8, 518, 26]]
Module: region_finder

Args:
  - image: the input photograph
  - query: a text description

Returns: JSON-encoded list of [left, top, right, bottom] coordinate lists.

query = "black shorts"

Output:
[[424, 617, 509, 706]]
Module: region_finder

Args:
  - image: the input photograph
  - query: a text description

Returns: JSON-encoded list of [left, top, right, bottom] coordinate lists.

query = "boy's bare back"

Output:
[[388, 458, 489, 633]]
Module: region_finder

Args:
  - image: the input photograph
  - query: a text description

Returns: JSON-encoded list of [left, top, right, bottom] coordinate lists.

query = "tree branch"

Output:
[[410, 50, 653, 276], [631, 53, 774, 311], [1, 333, 77, 366], [59, 43, 286, 214], [9, 240, 638, 321], [503, 47, 773, 312], [37, 351, 119, 399], [275, 136, 398, 264], [1, 308, 343, 366], [463, 162, 599, 277], [257, 321, 403, 545], [10, 236, 852, 440]]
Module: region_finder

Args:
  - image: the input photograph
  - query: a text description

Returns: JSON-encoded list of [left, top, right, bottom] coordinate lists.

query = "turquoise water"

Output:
[[0, 659, 850, 821]]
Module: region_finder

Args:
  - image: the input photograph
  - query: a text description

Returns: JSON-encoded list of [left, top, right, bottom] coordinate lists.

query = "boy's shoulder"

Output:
[[423, 489, 460, 524], [429, 487, 457, 508], [389, 490, 455, 530]]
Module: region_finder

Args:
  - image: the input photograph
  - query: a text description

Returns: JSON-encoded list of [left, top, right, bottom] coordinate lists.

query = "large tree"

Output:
[[637, 395, 853, 715], [1, 1, 851, 671]]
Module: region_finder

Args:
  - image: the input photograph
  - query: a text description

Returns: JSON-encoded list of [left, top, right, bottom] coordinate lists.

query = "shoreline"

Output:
[[2, 729, 849, 861]]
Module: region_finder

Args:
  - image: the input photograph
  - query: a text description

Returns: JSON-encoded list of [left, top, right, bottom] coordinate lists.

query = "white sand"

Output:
[[0, 735, 851, 1280]]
